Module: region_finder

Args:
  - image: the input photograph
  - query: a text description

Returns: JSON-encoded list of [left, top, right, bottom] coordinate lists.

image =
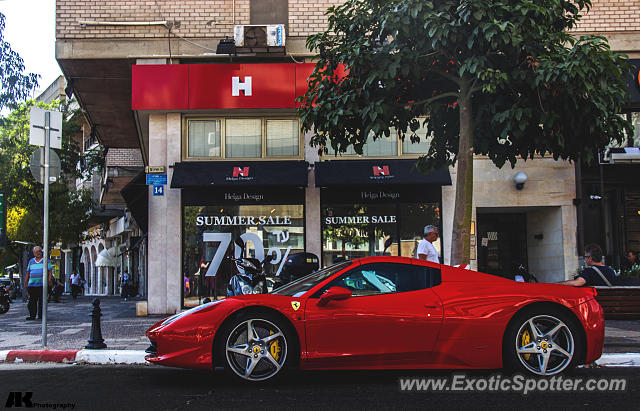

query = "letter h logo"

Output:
[[372, 166, 390, 176], [232, 76, 252, 96], [233, 166, 250, 177]]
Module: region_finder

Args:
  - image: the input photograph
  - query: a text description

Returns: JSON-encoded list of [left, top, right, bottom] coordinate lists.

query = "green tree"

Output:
[[0, 12, 39, 111], [298, 0, 633, 265], [0, 100, 97, 252]]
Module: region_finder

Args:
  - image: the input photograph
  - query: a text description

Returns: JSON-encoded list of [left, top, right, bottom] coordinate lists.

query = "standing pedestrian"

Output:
[[121, 271, 130, 301], [417, 225, 440, 264], [70, 271, 81, 298], [24, 246, 54, 321]]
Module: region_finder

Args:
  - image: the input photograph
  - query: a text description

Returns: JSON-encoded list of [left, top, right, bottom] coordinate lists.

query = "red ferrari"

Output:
[[146, 256, 604, 382]]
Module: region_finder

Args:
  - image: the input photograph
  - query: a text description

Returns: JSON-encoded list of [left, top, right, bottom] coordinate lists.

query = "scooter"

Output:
[[226, 237, 272, 297], [513, 263, 538, 283], [0, 285, 10, 314]]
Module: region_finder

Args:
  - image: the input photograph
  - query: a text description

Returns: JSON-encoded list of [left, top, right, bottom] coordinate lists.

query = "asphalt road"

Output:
[[0, 364, 638, 410]]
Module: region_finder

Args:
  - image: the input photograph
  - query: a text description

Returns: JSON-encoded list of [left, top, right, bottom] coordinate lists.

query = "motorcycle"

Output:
[[0, 285, 10, 314], [513, 263, 538, 283], [226, 237, 272, 297]]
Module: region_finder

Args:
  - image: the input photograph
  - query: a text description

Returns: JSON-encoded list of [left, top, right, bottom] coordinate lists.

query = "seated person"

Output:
[[559, 243, 616, 287]]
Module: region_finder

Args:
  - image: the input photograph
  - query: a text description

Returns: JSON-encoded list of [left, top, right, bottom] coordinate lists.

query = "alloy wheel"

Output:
[[515, 314, 574, 375], [225, 318, 288, 381]]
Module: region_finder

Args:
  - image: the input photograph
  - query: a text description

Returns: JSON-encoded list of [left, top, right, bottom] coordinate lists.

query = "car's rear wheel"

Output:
[[218, 312, 290, 382], [504, 309, 583, 376]]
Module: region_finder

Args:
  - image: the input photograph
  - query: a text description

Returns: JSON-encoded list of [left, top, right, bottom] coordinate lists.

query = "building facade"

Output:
[[56, 0, 640, 314]]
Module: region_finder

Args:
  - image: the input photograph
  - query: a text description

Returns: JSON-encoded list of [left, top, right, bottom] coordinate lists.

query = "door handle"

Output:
[[424, 304, 439, 309]]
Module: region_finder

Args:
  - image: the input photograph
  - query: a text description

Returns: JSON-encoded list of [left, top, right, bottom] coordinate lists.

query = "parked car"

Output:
[[146, 256, 604, 382]]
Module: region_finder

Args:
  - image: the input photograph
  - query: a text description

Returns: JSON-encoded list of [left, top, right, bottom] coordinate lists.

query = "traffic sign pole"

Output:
[[42, 111, 50, 348]]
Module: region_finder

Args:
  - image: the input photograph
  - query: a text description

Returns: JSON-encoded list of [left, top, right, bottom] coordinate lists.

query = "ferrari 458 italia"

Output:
[[146, 256, 604, 382]]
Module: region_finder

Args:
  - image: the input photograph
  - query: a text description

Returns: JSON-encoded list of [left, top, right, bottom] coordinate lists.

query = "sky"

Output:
[[0, 0, 62, 98]]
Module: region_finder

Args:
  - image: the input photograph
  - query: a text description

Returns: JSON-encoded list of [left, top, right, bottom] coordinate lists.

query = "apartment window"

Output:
[[188, 120, 221, 157], [333, 119, 430, 157], [266, 119, 299, 156], [185, 117, 302, 160], [226, 119, 262, 158]]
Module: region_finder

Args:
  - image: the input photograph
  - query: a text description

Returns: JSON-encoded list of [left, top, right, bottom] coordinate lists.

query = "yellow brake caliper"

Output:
[[269, 330, 281, 361], [521, 330, 531, 360]]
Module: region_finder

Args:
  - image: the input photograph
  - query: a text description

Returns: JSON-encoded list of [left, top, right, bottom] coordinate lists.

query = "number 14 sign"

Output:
[[153, 185, 164, 196]]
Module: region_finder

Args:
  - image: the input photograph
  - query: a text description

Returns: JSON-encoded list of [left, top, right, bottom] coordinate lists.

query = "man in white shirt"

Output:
[[417, 225, 440, 263]]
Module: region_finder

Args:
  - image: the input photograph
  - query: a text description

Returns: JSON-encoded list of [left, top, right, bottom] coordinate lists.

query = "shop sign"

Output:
[[360, 191, 401, 201], [226, 166, 254, 182], [145, 166, 166, 174], [224, 192, 264, 202], [324, 215, 397, 225], [370, 165, 395, 181], [196, 215, 292, 226]]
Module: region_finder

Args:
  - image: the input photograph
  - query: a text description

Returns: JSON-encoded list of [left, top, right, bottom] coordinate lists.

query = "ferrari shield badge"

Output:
[[291, 301, 301, 311]]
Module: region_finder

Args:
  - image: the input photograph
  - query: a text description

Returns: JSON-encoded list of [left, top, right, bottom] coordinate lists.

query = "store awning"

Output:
[[170, 161, 309, 188], [95, 247, 118, 267], [121, 172, 148, 233], [314, 159, 452, 186]]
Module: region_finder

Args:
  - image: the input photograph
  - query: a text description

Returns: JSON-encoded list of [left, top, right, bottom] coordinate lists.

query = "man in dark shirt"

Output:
[[559, 243, 617, 287]]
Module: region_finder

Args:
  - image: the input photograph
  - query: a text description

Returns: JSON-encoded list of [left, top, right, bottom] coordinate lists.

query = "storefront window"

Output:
[[225, 119, 262, 158], [188, 120, 221, 157], [266, 119, 299, 156], [182, 204, 304, 307], [321, 200, 441, 265], [343, 133, 398, 156]]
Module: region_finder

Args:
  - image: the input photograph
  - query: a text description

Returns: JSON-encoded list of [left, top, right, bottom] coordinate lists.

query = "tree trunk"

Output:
[[450, 82, 474, 266]]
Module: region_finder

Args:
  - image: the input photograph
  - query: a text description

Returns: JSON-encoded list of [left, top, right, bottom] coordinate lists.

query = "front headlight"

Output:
[[160, 300, 220, 326], [252, 285, 263, 294], [241, 284, 252, 295]]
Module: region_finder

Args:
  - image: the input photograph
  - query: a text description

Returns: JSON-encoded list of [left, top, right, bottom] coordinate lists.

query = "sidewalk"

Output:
[[0, 294, 162, 351]]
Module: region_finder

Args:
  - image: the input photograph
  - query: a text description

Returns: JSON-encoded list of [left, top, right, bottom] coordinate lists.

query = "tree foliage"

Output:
[[0, 12, 39, 111], [0, 100, 98, 248], [298, 0, 633, 264]]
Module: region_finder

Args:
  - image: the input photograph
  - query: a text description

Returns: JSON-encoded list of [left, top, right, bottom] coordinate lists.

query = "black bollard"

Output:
[[85, 298, 107, 349]]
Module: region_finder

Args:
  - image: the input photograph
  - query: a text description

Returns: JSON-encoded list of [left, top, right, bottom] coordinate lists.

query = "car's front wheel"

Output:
[[504, 309, 583, 376], [218, 312, 290, 382]]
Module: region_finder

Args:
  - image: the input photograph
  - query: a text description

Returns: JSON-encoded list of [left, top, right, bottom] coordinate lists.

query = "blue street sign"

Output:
[[152, 185, 164, 196], [146, 174, 167, 185]]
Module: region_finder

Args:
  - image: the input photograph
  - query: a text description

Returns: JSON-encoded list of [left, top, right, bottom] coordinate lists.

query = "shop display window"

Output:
[[321, 202, 440, 266], [182, 204, 304, 307]]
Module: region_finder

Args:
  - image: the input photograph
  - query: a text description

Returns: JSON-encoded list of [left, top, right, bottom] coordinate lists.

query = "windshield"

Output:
[[271, 261, 352, 297]]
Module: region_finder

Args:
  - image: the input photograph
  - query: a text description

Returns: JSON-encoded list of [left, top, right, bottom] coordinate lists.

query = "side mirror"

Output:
[[318, 286, 351, 307]]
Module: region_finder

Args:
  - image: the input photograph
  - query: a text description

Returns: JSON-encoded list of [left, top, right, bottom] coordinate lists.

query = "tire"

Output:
[[0, 301, 9, 314], [503, 307, 584, 376], [216, 311, 292, 382]]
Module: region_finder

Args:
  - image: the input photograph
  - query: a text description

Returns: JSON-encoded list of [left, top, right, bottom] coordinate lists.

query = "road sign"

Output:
[[146, 174, 167, 185], [145, 166, 166, 174], [30, 148, 61, 184], [29, 107, 62, 149]]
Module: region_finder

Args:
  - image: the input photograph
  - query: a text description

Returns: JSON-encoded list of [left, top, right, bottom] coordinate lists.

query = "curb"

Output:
[[0, 349, 148, 365], [594, 353, 640, 367], [2, 350, 640, 368]]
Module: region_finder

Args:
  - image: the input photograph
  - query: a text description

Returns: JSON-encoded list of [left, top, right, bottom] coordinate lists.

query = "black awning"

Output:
[[121, 171, 148, 233], [314, 159, 452, 187], [170, 161, 308, 188]]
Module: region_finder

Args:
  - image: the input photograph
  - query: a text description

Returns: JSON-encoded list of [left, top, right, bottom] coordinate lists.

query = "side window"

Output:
[[321, 263, 434, 297]]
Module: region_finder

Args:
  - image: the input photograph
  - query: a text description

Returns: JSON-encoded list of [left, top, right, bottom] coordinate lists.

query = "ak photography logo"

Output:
[[227, 166, 254, 182], [5, 392, 76, 409], [370, 165, 394, 181]]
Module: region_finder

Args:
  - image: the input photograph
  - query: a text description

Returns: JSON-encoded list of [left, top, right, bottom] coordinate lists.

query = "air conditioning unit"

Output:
[[234, 24, 286, 48]]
